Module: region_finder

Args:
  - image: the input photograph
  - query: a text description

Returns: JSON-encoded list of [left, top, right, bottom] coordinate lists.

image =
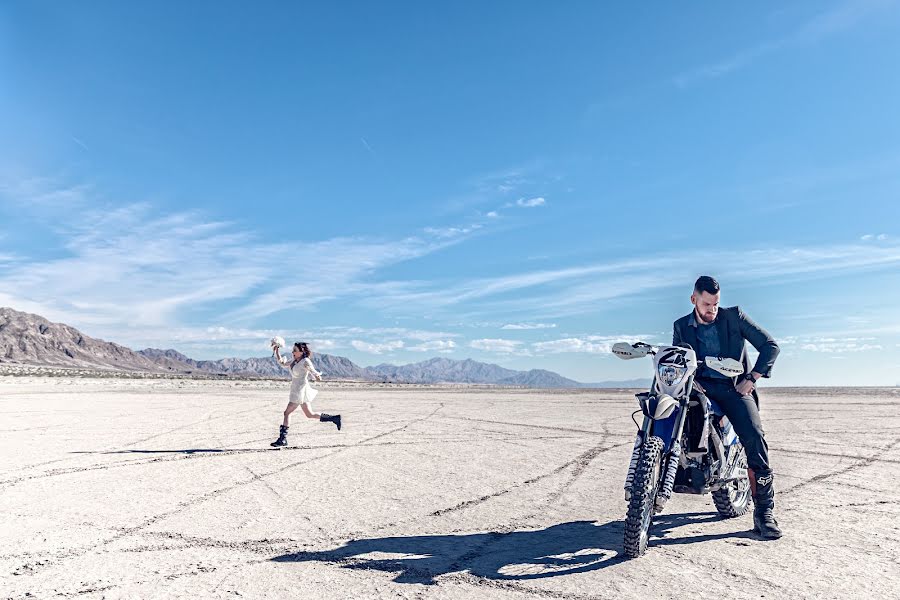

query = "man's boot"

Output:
[[270, 425, 288, 447], [751, 470, 782, 539], [320, 413, 342, 431]]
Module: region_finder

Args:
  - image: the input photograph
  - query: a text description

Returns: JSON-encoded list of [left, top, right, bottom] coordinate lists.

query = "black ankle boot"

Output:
[[320, 413, 342, 431], [751, 472, 782, 539], [270, 425, 288, 447]]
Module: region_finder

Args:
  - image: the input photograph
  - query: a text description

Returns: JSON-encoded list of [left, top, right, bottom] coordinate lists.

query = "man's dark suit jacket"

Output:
[[673, 306, 780, 403]]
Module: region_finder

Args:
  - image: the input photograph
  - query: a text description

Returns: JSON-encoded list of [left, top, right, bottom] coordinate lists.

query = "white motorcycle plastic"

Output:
[[612, 342, 751, 557]]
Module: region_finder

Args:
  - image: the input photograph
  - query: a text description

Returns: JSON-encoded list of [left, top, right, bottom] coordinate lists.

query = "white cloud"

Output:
[[797, 336, 883, 353], [362, 239, 900, 321], [319, 326, 459, 342], [469, 338, 524, 354], [471, 167, 531, 195], [532, 334, 654, 355], [533, 338, 610, 354], [501, 322, 557, 330], [408, 340, 457, 353], [674, 0, 892, 87], [424, 224, 483, 239], [351, 340, 405, 354], [486, 211, 499, 218], [311, 339, 338, 351], [516, 197, 546, 208], [0, 176, 493, 344], [2, 170, 526, 342], [878, 234, 889, 241]]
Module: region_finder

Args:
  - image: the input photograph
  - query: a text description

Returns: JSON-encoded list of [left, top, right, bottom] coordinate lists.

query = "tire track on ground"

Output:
[[430, 441, 628, 518], [0, 404, 450, 489], [439, 415, 609, 436], [770, 446, 900, 466], [7, 403, 447, 575], [3, 397, 256, 475], [441, 572, 613, 600], [3, 437, 545, 489], [437, 441, 624, 573], [781, 435, 900, 496]]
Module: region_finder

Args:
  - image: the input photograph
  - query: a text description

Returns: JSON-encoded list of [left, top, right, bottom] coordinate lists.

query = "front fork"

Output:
[[623, 395, 689, 509]]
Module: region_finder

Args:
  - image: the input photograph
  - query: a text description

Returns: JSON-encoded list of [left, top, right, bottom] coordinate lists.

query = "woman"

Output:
[[270, 341, 341, 447]]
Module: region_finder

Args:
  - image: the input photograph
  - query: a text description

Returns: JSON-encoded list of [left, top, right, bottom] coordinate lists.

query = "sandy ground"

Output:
[[1, 378, 899, 600]]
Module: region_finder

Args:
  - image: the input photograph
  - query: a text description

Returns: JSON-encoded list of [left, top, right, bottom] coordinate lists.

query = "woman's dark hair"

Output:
[[293, 342, 312, 359], [694, 275, 720, 295]]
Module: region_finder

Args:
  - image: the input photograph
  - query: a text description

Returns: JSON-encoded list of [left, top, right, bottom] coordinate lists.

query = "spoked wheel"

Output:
[[712, 443, 751, 518], [623, 435, 664, 558]]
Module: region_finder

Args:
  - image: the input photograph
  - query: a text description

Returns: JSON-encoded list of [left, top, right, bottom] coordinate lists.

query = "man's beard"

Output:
[[696, 309, 717, 324]]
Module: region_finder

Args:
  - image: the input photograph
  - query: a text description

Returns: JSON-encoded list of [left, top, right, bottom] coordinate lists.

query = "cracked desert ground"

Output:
[[1, 377, 899, 599]]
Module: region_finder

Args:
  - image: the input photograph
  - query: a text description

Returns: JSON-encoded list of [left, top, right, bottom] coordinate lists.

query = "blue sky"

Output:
[[1, 1, 899, 385]]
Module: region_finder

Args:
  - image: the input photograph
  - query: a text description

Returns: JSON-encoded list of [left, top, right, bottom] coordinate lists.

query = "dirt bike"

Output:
[[611, 342, 751, 558]]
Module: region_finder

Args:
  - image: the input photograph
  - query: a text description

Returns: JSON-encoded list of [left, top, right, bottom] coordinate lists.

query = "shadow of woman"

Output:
[[272, 512, 744, 585]]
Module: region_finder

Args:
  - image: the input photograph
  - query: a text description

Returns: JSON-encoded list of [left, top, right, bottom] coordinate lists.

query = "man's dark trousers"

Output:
[[699, 378, 770, 478]]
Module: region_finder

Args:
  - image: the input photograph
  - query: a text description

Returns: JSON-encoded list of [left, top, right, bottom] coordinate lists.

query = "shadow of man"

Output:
[[272, 513, 747, 585]]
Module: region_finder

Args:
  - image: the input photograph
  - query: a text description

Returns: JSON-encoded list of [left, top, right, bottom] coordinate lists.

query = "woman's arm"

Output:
[[304, 357, 323, 380], [273, 347, 290, 369]]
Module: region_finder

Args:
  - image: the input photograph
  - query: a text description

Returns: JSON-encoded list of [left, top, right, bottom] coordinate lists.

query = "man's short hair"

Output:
[[694, 275, 720, 295]]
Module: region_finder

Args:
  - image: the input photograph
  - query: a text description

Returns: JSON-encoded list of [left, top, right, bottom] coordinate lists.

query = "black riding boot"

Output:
[[270, 425, 288, 447], [751, 471, 782, 539], [320, 413, 342, 431]]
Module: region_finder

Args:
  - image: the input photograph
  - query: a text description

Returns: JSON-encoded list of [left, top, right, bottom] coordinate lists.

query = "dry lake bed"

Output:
[[1, 377, 899, 599]]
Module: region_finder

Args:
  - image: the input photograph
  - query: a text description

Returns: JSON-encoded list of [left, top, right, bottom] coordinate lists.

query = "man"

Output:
[[673, 275, 782, 539]]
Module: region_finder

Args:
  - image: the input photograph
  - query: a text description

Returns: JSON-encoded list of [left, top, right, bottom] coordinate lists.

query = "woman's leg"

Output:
[[272, 402, 299, 447], [283, 402, 300, 427], [300, 403, 321, 419], [304, 403, 341, 430]]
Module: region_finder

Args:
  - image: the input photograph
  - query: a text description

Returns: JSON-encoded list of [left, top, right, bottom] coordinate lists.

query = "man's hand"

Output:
[[736, 372, 760, 396], [736, 379, 753, 396]]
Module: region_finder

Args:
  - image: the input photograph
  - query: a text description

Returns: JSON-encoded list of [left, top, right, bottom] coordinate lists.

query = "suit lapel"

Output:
[[682, 314, 699, 352], [716, 312, 729, 358]]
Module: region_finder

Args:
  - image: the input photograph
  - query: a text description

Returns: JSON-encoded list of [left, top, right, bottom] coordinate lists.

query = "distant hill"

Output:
[[1, 307, 635, 388], [0, 307, 181, 373], [497, 368, 581, 388], [579, 378, 651, 389], [367, 357, 519, 384]]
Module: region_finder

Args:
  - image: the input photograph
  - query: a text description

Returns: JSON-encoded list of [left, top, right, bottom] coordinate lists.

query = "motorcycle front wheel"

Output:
[[623, 435, 664, 558]]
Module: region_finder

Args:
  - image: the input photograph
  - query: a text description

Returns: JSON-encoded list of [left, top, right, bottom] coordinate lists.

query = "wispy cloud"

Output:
[[71, 136, 90, 152], [351, 339, 405, 354], [797, 337, 883, 353], [532, 334, 655, 355], [408, 340, 457, 353], [533, 338, 610, 354], [423, 223, 484, 239], [469, 338, 525, 354], [358, 240, 900, 321], [501, 322, 557, 330], [516, 197, 546, 208], [360, 137, 376, 156], [0, 176, 486, 346], [861, 233, 890, 241], [674, 0, 893, 87]]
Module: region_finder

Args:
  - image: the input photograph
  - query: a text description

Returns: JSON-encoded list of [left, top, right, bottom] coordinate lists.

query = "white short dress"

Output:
[[276, 355, 322, 406]]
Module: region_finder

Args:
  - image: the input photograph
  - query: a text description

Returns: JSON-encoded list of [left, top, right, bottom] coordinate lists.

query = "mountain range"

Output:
[[0, 307, 648, 388]]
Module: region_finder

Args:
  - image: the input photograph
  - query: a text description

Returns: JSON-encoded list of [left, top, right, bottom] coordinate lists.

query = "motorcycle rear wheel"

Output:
[[712, 443, 751, 518], [624, 435, 664, 558]]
